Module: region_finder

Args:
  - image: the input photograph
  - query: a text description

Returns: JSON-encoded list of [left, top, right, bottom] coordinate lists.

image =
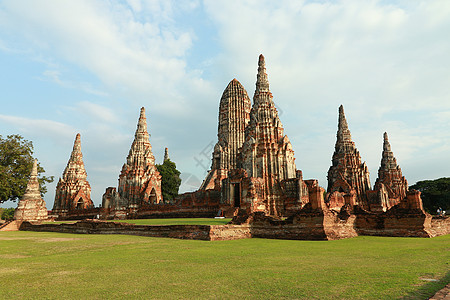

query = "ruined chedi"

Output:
[[372, 132, 408, 207], [327, 105, 371, 206], [53, 133, 93, 214], [163, 147, 170, 162], [14, 159, 48, 221], [240, 54, 297, 215], [200, 78, 251, 190], [117, 107, 162, 209]]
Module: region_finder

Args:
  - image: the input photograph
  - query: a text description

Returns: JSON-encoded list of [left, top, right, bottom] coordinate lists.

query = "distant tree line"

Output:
[[410, 177, 450, 214]]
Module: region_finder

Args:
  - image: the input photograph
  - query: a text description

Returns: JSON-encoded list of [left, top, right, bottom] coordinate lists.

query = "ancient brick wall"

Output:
[[19, 220, 251, 241], [428, 217, 450, 237]]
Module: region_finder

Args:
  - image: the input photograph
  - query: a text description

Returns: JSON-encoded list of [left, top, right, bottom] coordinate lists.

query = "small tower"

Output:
[[117, 107, 163, 209], [163, 147, 170, 162], [373, 132, 408, 207], [327, 105, 371, 207], [14, 159, 48, 221], [53, 133, 93, 215]]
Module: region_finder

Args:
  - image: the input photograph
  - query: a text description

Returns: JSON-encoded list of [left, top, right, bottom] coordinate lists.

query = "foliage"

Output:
[[156, 159, 181, 203], [0, 232, 448, 299], [0, 207, 15, 220], [410, 177, 450, 213], [0, 134, 54, 203]]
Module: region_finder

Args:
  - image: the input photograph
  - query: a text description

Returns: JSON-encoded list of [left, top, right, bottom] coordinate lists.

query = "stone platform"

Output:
[[18, 213, 450, 241]]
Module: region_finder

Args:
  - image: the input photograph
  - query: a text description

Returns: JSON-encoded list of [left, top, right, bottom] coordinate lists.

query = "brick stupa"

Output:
[[53, 133, 93, 215], [239, 54, 298, 215], [369, 132, 409, 211], [163, 147, 170, 162], [327, 105, 371, 207], [14, 159, 48, 221], [117, 107, 162, 209], [200, 78, 251, 191]]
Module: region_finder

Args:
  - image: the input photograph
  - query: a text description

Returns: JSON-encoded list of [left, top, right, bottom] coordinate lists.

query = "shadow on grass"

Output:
[[401, 270, 450, 299]]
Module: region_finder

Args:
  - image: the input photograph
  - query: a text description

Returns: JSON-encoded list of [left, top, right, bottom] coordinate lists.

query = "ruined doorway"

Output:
[[76, 198, 84, 209], [232, 183, 240, 207], [149, 188, 157, 204]]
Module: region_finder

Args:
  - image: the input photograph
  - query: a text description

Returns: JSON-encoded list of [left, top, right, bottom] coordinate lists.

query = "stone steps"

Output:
[[0, 220, 22, 231]]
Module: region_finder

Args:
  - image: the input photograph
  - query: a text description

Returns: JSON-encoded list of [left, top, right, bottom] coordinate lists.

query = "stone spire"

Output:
[[118, 107, 162, 208], [199, 78, 251, 190], [164, 147, 170, 162], [126, 107, 154, 167], [240, 54, 297, 215], [64, 134, 87, 180], [255, 54, 270, 94], [337, 105, 352, 144], [23, 159, 40, 200], [14, 159, 48, 221], [53, 133, 93, 213], [374, 132, 408, 201], [380, 132, 397, 170], [327, 105, 371, 206]]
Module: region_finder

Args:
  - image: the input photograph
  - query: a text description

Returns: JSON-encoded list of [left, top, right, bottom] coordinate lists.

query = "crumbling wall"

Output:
[[19, 220, 251, 241]]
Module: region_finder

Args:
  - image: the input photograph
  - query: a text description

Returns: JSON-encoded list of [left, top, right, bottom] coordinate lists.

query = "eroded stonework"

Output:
[[103, 107, 162, 217], [327, 105, 371, 207], [237, 55, 299, 215], [14, 159, 48, 222], [53, 133, 93, 215], [368, 132, 409, 211], [91, 54, 444, 239], [200, 79, 251, 191], [218, 55, 307, 217]]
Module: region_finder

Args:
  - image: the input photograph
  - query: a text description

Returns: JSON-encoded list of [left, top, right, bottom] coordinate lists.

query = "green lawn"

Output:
[[44, 218, 231, 225], [0, 231, 448, 299]]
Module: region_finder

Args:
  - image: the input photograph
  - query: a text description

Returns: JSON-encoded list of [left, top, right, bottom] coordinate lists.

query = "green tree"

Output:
[[156, 159, 181, 203], [1, 207, 15, 220], [410, 177, 450, 214], [0, 134, 54, 203]]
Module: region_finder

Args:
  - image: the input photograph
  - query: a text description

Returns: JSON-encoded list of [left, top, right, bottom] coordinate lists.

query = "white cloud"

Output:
[[0, 0, 208, 114], [72, 101, 117, 123], [40, 70, 108, 96], [0, 114, 76, 139]]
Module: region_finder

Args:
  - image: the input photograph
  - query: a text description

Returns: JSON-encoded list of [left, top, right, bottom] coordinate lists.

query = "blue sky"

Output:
[[1, 0, 449, 209]]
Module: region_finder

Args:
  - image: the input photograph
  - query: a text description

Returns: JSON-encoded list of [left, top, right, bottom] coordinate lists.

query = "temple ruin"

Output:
[[199, 78, 251, 191], [102, 107, 162, 219], [222, 55, 307, 216], [369, 132, 409, 211], [53, 133, 94, 216], [43, 54, 448, 239], [326, 105, 371, 209], [14, 159, 48, 222]]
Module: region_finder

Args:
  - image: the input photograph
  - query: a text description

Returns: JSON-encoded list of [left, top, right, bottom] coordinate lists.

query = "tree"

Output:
[[1, 208, 15, 220], [0, 134, 54, 203], [410, 177, 450, 214], [156, 159, 181, 203]]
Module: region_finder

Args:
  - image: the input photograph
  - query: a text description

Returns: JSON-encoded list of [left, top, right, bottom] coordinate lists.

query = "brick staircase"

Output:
[[0, 220, 22, 231]]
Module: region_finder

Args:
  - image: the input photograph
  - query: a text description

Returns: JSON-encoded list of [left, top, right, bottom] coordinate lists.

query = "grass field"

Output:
[[0, 231, 448, 299], [44, 218, 232, 225]]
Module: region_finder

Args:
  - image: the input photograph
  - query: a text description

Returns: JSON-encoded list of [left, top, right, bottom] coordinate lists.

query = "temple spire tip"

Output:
[[31, 159, 38, 176]]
